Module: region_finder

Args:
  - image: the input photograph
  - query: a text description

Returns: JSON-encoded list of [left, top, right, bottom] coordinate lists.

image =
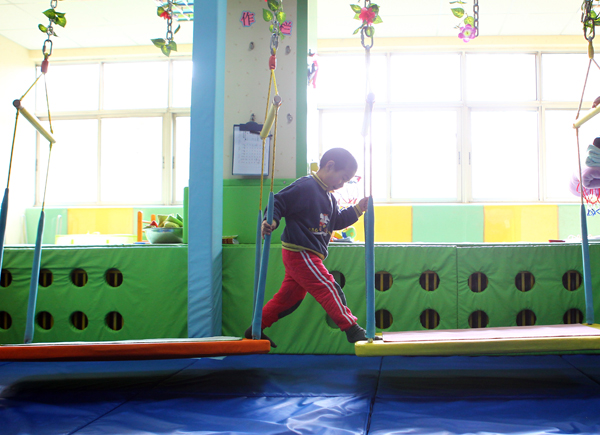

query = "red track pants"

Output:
[[261, 249, 357, 331]]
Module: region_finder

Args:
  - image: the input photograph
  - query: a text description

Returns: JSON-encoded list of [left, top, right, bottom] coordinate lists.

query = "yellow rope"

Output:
[[259, 71, 274, 211]]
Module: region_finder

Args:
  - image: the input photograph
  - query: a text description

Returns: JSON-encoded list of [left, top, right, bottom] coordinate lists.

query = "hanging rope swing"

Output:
[[251, 0, 284, 341]]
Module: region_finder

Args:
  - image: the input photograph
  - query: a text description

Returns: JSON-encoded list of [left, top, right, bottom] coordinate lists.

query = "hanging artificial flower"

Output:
[[160, 9, 170, 19], [458, 24, 476, 43], [450, 0, 477, 42], [351, 2, 382, 37]]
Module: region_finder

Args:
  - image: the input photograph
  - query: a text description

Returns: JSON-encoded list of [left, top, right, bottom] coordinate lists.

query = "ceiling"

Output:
[[0, 0, 589, 51]]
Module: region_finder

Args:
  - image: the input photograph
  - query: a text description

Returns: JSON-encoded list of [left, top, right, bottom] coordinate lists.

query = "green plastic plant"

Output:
[[38, 8, 66, 36], [152, 4, 181, 57], [263, 0, 286, 40], [449, 1, 476, 42]]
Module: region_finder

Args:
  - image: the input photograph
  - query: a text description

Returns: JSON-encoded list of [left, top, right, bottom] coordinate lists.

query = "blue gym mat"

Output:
[[1, 354, 600, 434]]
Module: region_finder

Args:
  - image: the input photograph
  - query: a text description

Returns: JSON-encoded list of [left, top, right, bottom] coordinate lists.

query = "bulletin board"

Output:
[[232, 122, 270, 176]]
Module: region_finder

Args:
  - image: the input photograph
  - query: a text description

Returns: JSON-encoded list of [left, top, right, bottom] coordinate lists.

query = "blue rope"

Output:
[[580, 204, 595, 324], [252, 210, 263, 316], [0, 188, 8, 271], [365, 196, 375, 340], [24, 210, 45, 344], [252, 192, 274, 340]]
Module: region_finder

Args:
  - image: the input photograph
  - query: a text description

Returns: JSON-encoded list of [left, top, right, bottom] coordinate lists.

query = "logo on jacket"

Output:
[[316, 213, 330, 235]]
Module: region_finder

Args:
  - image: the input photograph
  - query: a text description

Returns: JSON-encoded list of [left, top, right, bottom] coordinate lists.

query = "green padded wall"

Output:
[[412, 205, 484, 243], [558, 204, 600, 240], [456, 243, 596, 329], [223, 179, 294, 244], [0, 245, 188, 344], [222, 244, 458, 355], [25, 207, 68, 244]]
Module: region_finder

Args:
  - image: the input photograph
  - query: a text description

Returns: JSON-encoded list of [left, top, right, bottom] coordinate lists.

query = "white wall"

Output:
[[0, 35, 36, 245], [224, 0, 297, 179]]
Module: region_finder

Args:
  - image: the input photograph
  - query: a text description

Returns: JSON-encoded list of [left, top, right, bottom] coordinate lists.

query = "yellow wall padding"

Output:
[[67, 208, 134, 235], [484, 205, 558, 243], [353, 205, 412, 243]]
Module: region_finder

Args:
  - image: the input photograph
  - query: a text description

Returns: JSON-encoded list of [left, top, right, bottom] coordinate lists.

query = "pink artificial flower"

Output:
[[458, 24, 476, 43], [359, 7, 376, 25], [160, 10, 170, 19]]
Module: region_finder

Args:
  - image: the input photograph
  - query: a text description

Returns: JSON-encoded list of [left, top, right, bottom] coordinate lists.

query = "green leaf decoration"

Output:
[[451, 7, 465, 18], [38, 24, 48, 33], [365, 26, 374, 37], [464, 16, 474, 26], [371, 4, 380, 14], [263, 9, 274, 21], [373, 15, 383, 24], [354, 13, 360, 20], [55, 16, 66, 27], [168, 41, 178, 52], [449, 0, 466, 3], [151, 38, 166, 48], [277, 11, 286, 23], [267, 0, 280, 13], [161, 44, 171, 56], [43, 9, 56, 19], [157, 6, 166, 16], [174, 25, 181, 34], [280, 33, 285, 40], [269, 24, 274, 32], [350, 4, 362, 13], [353, 26, 362, 35], [55, 12, 66, 18], [592, 10, 598, 19]]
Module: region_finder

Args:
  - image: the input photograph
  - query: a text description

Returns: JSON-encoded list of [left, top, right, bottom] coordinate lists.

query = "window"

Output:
[[315, 51, 598, 203], [34, 59, 191, 206]]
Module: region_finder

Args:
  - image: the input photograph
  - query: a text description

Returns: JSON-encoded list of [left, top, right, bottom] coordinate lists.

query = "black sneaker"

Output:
[[244, 326, 277, 348], [345, 324, 383, 343]]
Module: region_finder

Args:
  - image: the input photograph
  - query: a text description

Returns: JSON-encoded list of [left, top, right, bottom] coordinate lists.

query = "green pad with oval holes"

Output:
[[0, 245, 188, 344], [456, 243, 600, 330], [222, 243, 458, 355]]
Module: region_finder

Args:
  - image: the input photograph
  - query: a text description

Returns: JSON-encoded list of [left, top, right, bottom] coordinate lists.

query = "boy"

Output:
[[245, 147, 382, 347]]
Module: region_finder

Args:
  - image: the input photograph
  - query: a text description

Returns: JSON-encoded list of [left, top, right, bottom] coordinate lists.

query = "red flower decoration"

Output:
[[359, 7, 376, 25], [160, 10, 170, 19]]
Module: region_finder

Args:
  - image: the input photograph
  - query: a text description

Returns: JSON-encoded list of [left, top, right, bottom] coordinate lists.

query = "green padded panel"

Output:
[[0, 245, 188, 344], [412, 205, 484, 243], [25, 207, 68, 244], [223, 179, 294, 244], [456, 243, 598, 329], [558, 204, 600, 241], [222, 243, 458, 354]]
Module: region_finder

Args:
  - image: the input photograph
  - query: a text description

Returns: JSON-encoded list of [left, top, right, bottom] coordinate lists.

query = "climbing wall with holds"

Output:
[[222, 243, 600, 355]]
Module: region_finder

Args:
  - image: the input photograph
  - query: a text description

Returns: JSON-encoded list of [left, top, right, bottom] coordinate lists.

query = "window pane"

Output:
[[320, 111, 388, 200], [103, 62, 168, 110], [175, 116, 190, 202], [317, 55, 387, 105], [471, 111, 538, 201], [41, 119, 98, 205], [390, 54, 461, 102], [173, 60, 193, 108], [390, 111, 458, 200], [542, 54, 600, 102], [546, 109, 600, 201], [35, 64, 99, 112], [466, 54, 536, 102], [100, 117, 162, 203]]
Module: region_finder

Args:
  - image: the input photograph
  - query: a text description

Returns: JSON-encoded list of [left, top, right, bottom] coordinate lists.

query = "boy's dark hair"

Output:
[[319, 148, 358, 172]]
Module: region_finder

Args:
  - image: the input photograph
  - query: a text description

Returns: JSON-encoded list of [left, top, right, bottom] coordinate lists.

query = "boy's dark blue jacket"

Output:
[[270, 174, 362, 259]]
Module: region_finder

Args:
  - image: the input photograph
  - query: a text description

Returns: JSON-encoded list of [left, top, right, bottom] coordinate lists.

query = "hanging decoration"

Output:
[[262, 0, 287, 40], [152, 0, 181, 56], [350, 1, 383, 38], [38, 0, 67, 60], [450, 0, 478, 42]]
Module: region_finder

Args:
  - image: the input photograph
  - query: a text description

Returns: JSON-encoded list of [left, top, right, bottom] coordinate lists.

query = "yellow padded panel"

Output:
[[353, 205, 412, 242], [67, 208, 134, 235], [484, 205, 558, 243]]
